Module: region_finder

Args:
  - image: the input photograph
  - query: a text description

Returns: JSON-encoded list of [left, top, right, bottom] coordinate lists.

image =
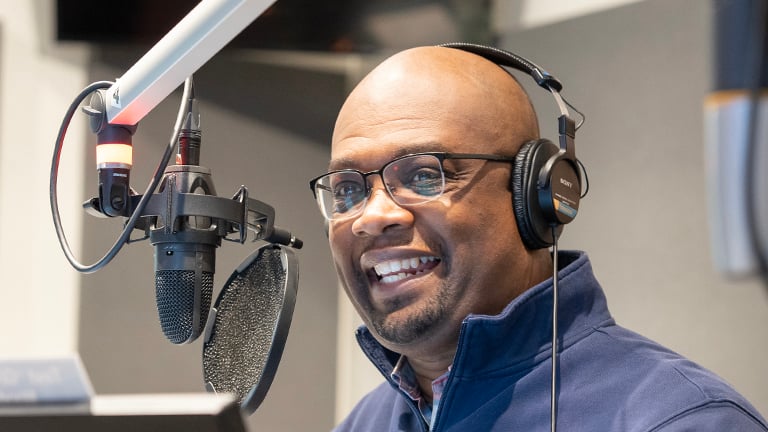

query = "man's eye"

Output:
[[404, 168, 443, 196], [333, 182, 365, 212], [334, 182, 363, 197]]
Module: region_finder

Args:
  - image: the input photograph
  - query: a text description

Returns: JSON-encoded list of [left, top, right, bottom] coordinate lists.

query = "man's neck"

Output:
[[407, 353, 453, 401]]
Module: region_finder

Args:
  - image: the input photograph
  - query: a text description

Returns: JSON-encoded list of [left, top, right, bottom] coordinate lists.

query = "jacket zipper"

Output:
[[429, 319, 470, 431]]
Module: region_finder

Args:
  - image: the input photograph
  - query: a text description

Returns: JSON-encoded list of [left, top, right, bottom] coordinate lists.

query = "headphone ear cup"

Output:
[[512, 139, 563, 249]]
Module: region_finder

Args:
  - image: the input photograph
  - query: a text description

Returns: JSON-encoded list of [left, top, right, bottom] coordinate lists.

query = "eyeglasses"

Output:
[[309, 152, 516, 221]]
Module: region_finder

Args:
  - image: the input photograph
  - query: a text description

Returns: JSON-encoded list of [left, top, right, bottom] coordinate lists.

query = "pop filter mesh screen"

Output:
[[202, 245, 296, 414]]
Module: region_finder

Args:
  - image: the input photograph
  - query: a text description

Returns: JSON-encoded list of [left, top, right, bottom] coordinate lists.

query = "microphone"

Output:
[[73, 77, 302, 346], [150, 167, 219, 344], [151, 90, 218, 345], [147, 87, 303, 345]]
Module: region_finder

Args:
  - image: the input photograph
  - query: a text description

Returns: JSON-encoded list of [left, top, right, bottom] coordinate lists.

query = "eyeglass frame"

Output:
[[308, 151, 517, 221]]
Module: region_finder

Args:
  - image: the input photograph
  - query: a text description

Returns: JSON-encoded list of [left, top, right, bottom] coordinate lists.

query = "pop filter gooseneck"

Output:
[[202, 244, 298, 415]]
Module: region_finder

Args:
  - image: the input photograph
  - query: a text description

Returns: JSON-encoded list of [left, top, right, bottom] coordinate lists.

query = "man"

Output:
[[309, 46, 768, 431]]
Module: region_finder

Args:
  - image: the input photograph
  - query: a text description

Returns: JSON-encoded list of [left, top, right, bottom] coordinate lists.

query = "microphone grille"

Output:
[[156, 270, 213, 344], [203, 246, 297, 414]]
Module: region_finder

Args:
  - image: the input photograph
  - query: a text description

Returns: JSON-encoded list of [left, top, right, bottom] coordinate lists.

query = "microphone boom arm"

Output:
[[105, 0, 278, 127]]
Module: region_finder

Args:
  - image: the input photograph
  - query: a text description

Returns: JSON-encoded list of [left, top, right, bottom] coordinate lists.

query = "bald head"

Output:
[[332, 46, 539, 158]]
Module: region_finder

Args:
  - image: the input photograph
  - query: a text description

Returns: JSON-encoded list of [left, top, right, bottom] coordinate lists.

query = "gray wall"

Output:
[[77, 48, 344, 431], [499, 0, 768, 412]]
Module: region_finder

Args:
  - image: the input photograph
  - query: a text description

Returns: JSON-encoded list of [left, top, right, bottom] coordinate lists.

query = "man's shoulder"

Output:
[[332, 382, 417, 432], [568, 324, 767, 430]]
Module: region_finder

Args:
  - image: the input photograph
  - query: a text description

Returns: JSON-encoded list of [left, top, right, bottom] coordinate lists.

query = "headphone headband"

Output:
[[439, 42, 576, 159], [439, 43, 563, 92]]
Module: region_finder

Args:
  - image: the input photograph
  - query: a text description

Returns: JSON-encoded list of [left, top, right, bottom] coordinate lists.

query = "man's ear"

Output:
[[324, 219, 330, 239]]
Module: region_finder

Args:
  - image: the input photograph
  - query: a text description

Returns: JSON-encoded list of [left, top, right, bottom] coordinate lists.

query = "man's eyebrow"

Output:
[[328, 156, 356, 171], [328, 142, 450, 171]]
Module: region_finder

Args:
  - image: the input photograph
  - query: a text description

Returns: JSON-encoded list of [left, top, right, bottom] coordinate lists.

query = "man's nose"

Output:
[[350, 183, 414, 237]]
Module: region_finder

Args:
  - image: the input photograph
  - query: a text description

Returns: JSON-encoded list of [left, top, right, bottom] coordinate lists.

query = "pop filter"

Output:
[[202, 244, 298, 415]]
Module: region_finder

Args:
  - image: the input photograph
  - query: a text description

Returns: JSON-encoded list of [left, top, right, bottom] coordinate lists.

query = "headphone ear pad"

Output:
[[511, 139, 563, 249]]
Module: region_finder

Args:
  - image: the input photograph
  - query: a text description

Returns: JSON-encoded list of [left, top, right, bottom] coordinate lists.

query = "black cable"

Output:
[[577, 158, 590, 199], [550, 226, 560, 432], [562, 95, 586, 131], [50, 77, 195, 273]]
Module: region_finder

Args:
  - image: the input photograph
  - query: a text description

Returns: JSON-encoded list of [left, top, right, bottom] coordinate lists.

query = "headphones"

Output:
[[440, 43, 583, 249]]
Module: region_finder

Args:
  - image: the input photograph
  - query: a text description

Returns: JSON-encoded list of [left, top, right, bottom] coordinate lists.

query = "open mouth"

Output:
[[371, 256, 441, 284]]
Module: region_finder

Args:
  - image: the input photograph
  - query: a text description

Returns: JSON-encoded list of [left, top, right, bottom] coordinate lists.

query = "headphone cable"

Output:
[[550, 226, 560, 432]]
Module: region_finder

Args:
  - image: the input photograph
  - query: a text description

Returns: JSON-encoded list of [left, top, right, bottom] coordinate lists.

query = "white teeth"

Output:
[[374, 262, 391, 275], [381, 272, 412, 284], [372, 256, 439, 278], [382, 274, 401, 284]]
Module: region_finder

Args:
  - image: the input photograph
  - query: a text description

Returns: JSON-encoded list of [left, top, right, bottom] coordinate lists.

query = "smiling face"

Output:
[[328, 46, 551, 359]]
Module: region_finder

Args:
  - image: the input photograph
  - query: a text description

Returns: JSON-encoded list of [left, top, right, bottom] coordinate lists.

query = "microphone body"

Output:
[[151, 165, 221, 344]]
